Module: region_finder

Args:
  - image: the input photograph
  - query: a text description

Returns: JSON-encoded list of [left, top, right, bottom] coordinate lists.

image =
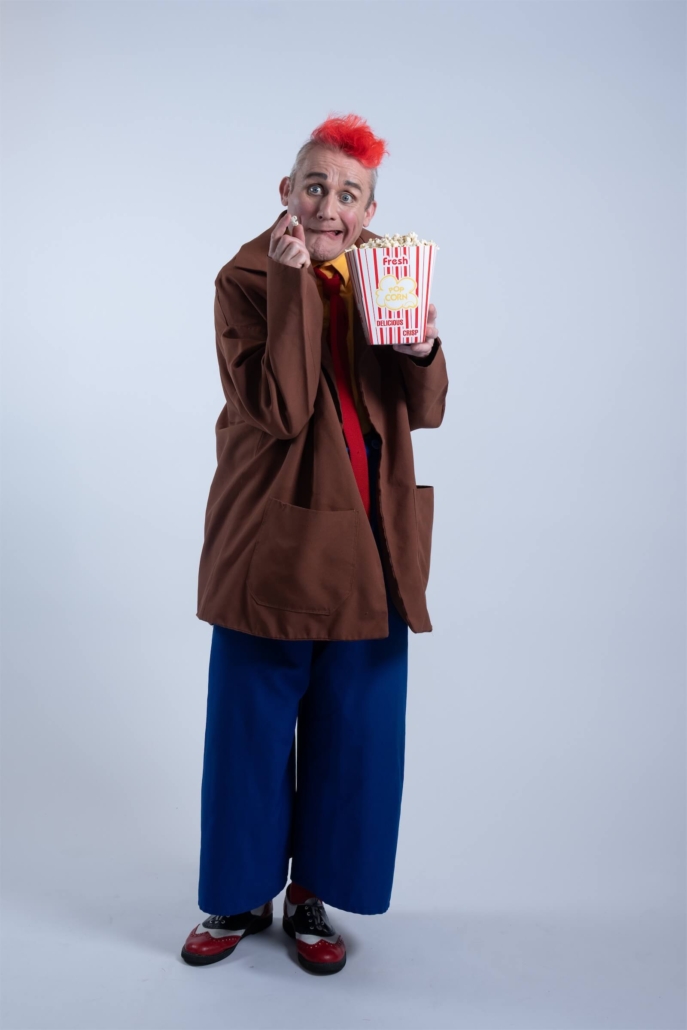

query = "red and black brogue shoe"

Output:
[[282, 890, 346, 974], [181, 901, 273, 965]]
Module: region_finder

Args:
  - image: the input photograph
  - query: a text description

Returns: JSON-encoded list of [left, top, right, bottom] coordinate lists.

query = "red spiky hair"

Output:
[[310, 113, 389, 168]]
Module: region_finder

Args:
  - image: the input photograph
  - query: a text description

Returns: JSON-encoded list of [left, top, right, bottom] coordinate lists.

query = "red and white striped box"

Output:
[[345, 243, 437, 345]]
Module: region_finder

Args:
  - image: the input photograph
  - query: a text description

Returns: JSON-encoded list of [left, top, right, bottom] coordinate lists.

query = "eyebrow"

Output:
[[303, 171, 362, 193]]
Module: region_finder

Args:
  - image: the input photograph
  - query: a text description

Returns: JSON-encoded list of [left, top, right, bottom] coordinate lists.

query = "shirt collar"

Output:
[[313, 250, 351, 289]]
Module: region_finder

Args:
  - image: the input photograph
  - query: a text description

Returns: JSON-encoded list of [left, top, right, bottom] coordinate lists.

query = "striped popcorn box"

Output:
[[345, 236, 437, 345]]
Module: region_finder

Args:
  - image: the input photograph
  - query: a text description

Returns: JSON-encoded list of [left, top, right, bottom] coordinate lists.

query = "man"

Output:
[[181, 114, 448, 975]]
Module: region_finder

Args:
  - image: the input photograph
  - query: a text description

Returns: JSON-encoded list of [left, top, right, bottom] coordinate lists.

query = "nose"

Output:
[[316, 191, 338, 221]]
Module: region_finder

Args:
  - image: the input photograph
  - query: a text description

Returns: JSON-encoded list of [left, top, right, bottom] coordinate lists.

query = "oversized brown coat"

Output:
[[196, 212, 449, 640]]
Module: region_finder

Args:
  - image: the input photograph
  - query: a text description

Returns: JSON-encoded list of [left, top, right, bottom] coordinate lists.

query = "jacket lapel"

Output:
[[233, 213, 381, 423]]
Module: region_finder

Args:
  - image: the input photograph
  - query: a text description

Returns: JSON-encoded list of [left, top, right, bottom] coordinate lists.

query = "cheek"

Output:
[[294, 197, 314, 218], [343, 212, 361, 237]]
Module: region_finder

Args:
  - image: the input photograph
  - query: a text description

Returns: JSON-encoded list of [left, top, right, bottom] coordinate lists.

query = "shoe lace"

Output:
[[204, 914, 230, 928], [304, 898, 332, 935]]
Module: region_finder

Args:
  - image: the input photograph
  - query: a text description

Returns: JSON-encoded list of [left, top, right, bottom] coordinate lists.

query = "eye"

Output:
[[341, 193, 354, 203], [307, 185, 322, 195]]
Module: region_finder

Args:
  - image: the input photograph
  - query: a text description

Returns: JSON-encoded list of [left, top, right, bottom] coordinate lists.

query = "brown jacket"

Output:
[[196, 212, 449, 640]]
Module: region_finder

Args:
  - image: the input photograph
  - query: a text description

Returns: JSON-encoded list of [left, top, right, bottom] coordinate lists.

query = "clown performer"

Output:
[[181, 113, 449, 975]]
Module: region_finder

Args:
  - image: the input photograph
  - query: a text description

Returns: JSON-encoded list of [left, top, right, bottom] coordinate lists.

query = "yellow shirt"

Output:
[[313, 251, 372, 435]]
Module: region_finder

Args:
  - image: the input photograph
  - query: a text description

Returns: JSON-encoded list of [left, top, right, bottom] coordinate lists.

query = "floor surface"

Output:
[[2, 864, 684, 1030]]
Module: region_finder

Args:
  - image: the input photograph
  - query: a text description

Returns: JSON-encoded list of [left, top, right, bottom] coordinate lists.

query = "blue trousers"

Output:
[[198, 430, 409, 916]]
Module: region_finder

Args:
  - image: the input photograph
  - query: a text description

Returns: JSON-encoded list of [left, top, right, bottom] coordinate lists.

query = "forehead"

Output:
[[298, 145, 371, 194]]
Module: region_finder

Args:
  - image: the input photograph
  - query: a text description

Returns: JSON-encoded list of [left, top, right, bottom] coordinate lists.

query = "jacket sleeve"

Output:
[[395, 336, 449, 430], [213, 257, 323, 439]]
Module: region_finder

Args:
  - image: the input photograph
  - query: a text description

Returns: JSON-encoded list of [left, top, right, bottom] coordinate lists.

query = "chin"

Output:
[[310, 241, 345, 260]]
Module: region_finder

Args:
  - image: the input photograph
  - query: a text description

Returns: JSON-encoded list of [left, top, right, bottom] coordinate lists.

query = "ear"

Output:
[[362, 200, 377, 228], [279, 175, 291, 205]]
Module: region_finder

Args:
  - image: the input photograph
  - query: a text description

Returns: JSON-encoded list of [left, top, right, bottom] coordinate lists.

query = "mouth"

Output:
[[308, 229, 343, 239]]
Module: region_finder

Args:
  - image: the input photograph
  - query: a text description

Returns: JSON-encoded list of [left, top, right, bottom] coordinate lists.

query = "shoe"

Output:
[[181, 901, 273, 965], [282, 891, 346, 974]]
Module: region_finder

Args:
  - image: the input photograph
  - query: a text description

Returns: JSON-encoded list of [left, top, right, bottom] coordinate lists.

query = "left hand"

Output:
[[391, 304, 438, 359]]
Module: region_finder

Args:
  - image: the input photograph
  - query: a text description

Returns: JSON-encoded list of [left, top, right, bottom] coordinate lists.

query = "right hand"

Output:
[[269, 210, 311, 269]]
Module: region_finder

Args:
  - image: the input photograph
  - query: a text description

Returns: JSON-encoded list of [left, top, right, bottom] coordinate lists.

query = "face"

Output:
[[279, 145, 377, 262]]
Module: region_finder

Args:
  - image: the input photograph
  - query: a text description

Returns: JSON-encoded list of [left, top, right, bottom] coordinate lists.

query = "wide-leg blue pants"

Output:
[[197, 431, 409, 916]]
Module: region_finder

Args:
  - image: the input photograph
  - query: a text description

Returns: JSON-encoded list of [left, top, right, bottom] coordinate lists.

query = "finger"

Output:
[[271, 210, 291, 241], [273, 241, 299, 263], [283, 237, 307, 259], [392, 342, 433, 357], [275, 239, 306, 264], [273, 233, 301, 255], [291, 222, 306, 244]]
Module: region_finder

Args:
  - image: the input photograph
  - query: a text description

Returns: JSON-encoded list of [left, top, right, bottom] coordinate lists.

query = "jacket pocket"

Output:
[[414, 485, 434, 590], [247, 497, 358, 614]]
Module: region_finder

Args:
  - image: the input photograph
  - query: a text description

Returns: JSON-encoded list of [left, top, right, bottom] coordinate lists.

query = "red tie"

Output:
[[313, 266, 370, 518]]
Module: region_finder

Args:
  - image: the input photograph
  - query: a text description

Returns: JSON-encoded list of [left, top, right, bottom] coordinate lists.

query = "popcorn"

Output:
[[345, 232, 438, 345], [291, 215, 299, 225], [346, 231, 438, 250]]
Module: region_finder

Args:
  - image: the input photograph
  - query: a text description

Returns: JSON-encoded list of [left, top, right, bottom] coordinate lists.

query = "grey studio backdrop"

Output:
[[1, 2, 684, 1029]]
